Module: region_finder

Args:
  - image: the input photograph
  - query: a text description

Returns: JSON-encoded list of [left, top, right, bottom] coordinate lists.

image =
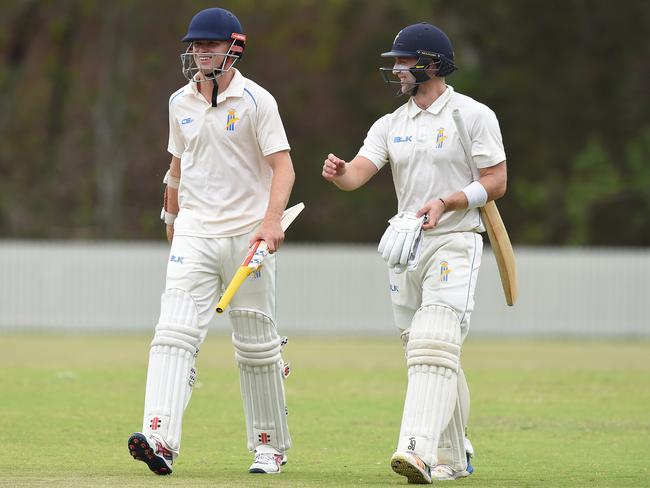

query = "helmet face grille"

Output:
[[180, 43, 241, 82]]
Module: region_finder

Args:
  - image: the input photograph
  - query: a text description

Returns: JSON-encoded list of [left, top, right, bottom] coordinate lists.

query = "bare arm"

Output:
[[321, 153, 379, 190], [419, 160, 507, 229], [250, 150, 295, 252], [165, 156, 181, 242]]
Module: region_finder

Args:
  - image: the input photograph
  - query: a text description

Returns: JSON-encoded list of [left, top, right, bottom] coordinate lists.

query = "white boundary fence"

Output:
[[1, 240, 648, 336]]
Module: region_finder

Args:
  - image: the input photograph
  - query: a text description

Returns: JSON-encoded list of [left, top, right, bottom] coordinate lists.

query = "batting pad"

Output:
[[398, 305, 461, 467], [143, 289, 201, 454], [437, 368, 470, 470], [230, 308, 291, 453]]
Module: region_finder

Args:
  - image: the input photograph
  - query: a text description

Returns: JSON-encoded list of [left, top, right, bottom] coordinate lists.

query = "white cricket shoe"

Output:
[[128, 432, 174, 475], [249, 446, 284, 474], [431, 464, 473, 481], [431, 437, 475, 481], [390, 451, 432, 484]]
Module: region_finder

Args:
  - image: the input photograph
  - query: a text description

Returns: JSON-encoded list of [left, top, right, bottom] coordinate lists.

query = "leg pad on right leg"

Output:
[[142, 289, 202, 454]]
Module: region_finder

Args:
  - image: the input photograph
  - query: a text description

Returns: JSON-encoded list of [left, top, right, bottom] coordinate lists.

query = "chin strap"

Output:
[[211, 75, 218, 107]]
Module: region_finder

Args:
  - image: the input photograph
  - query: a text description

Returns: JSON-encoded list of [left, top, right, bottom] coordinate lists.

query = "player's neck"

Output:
[[412, 79, 447, 111]]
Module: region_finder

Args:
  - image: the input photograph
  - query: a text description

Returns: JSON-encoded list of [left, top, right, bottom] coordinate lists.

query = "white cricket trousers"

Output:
[[388, 231, 483, 340], [166, 231, 277, 339]]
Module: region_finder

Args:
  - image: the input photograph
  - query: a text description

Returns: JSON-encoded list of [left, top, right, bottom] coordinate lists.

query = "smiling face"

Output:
[[180, 38, 241, 82], [392, 57, 418, 94], [191, 40, 234, 73]]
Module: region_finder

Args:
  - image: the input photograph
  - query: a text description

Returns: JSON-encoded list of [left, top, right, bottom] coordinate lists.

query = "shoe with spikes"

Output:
[[127, 432, 173, 475], [390, 451, 432, 484]]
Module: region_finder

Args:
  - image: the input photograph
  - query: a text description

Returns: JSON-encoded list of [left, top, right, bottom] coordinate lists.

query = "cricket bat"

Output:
[[480, 201, 518, 306], [215, 202, 305, 314], [452, 108, 518, 306]]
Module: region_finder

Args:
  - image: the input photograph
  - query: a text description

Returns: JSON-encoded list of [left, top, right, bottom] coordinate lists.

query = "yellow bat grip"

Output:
[[215, 267, 254, 313]]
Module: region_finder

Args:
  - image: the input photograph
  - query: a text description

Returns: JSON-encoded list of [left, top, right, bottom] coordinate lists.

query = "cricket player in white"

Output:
[[128, 8, 295, 476], [322, 23, 507, 484]]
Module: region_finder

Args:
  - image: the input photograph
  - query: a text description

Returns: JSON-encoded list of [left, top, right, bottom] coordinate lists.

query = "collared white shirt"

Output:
[[357, 85, 506, 235], [167, 69, 291, 237]]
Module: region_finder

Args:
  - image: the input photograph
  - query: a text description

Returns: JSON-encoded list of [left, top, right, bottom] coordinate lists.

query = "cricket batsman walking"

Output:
[[322, 23, 508, 483], [128, 7, 295, 476]]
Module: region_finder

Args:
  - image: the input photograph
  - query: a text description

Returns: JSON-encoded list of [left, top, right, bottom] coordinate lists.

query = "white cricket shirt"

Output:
[[167, 69, 291, 237], [358, 85, 506, 235]]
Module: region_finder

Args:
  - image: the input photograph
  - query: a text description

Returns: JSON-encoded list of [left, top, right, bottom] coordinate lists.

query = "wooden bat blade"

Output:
[[480, 201, 518, 306], [450, 108, 516, 306]]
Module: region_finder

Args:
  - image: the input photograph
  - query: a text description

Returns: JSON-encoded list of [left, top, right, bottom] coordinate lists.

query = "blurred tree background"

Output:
[[0, 0, 648, 245]]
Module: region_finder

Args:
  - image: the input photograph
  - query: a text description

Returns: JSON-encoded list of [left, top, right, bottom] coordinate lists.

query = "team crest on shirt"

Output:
[[440, 260, 451, 282], [226, 109, 240, 131], [435, 128, 447, 148]]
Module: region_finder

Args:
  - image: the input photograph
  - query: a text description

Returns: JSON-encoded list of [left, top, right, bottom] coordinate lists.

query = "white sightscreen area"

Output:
[[0, 240, 648, 336]]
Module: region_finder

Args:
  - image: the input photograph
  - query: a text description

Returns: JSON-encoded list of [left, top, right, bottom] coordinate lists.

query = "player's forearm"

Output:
[[480, 174, 507, 201], [441, 162, 507, 212], [166, 186, 180, 214], [265, 153, 295, 220], [332, 157, 378, 191], [441, 182, 502, 212], [164, 156, 181, 215], [332, 170, 364, 191]]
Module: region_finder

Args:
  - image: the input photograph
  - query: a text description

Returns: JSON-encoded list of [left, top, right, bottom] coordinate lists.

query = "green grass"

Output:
[[0, 334, 649, 487]]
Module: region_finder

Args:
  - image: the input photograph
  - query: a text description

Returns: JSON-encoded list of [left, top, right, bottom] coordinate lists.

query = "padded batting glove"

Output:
[[377, 212, 425, 273]]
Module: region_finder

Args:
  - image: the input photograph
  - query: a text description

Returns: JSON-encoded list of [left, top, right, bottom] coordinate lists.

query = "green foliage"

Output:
[[0, 0, 648, 245], [1, 334, 649, 486], [566, 139, 622, 244]]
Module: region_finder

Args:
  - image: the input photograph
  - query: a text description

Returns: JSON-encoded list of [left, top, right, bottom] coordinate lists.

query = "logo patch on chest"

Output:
[[226, 109, 240, 131], [435, 128, 447, 148], [440, 260, 451, 282]]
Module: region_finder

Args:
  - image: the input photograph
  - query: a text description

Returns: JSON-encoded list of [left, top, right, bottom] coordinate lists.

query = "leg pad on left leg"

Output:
[[397, 305, 461, 467], [231, 308, 291, 453]]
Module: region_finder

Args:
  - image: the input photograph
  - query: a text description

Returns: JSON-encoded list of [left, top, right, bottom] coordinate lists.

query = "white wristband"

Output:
[[163, 170, 180, 189], [160, 208, 177, 225], [461, 181, 488, 209]]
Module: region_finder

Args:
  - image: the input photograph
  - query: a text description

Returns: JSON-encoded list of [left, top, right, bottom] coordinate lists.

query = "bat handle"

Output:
[[215, 266, 254, 313]]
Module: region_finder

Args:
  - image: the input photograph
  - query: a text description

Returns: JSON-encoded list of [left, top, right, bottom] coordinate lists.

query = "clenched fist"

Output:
[[322, 153, 347, 182]]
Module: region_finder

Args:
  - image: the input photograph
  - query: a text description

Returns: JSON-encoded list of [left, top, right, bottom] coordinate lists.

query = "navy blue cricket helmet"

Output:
[[182, 8, 246, 57], [382, 23, 456, 77]]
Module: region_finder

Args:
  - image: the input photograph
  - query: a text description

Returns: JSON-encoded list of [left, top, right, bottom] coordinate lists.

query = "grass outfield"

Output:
[[0, 334, 649, 487]]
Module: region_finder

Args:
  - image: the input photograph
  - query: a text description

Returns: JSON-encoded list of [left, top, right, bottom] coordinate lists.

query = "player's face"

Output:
[[191, 40, 232, 73], [393, 57, 418, 94]]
